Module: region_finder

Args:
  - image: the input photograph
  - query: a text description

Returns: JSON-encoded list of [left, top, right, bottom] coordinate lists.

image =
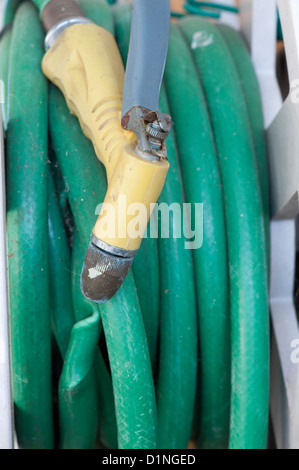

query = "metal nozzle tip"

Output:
[[80, 241, 135, 303]]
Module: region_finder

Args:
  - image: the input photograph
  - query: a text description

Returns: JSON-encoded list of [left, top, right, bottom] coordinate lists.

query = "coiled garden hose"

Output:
[[6, 4, 53, 448], [1, 0, 270, 449]]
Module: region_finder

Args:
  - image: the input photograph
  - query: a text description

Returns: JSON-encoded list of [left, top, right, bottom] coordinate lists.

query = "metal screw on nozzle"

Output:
[[146, 120, 169, 151]]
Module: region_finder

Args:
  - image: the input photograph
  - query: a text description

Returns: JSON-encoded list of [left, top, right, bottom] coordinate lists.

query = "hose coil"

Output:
[[1, 0, 269, 449]]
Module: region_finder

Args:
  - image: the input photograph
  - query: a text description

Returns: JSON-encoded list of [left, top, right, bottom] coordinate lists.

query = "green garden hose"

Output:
[[2, 0, 24, 26], [157, 85, 198, 449], [78, 0, 114, 34], [217, 24, 269, 255], [163, 22, 231, 449], [180, 18, 269, 448], [48, 169, 74, 360], [2, 0, 270, 450], [6, 2, 53, 448], [132, 234, 160, 369], [58, 309, 101, 449]]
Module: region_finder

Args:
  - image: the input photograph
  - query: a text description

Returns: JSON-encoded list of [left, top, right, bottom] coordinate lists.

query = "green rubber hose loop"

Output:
[[180, 17, 269, 449], [77, 0, 114, 35], [0, 25, 12, 130], [93, 351, 118, 449], [164, 23, 230, 449], [217, 24, 270, 262], [132, 239, 160, 369], [6, 2, 53, 448], [102, 279, 157, 449], [58, 310, 101, 449], [3, 0, 24, 26], [49, 85, 157, 449], [50, 154, 74, 240], [156, 84, 198, 449], [48, 168, 75, 359]]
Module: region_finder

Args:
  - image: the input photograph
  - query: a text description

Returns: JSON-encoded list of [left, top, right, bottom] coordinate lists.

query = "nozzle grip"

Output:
[[42, 23, 129, 172]]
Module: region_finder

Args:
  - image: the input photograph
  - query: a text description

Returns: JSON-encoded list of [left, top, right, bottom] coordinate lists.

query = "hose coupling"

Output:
[[44, 17, 93, 50], [42, 0, 93, 50], [81, 235, 137, 303], [121, 106, 172, 160]]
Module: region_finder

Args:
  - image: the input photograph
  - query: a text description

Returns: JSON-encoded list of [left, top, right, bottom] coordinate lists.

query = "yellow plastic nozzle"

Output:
[[42, 23, 169, 251]]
